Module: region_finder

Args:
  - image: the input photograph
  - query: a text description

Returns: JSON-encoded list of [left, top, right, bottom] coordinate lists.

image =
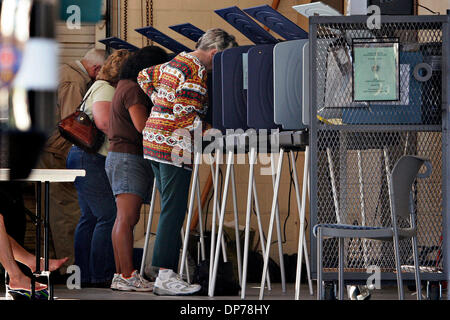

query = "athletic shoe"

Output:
[[110, 273, 120, 290], [347, 285, 371, 300], [356, 286, 371, 300], [153, 269, 201, 296], [115, 270, 153, 292]]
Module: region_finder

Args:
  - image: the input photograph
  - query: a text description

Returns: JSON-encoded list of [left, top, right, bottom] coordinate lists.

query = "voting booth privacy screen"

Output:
[[309, 15, 448, 282], [96, 4, 449, 288]]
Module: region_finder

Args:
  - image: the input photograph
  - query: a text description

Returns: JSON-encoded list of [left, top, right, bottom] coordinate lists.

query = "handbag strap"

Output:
[[78, 89, 93, 112]]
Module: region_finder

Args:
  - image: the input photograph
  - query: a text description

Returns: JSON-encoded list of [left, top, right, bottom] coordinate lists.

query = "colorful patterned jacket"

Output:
[[138, 52, 209, 168]]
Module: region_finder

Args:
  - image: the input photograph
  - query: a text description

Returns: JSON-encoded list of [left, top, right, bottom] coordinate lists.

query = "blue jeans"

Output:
[[105, 151, 154, 203], [66, 146, 116, 284], [150, 161, 192, 271]]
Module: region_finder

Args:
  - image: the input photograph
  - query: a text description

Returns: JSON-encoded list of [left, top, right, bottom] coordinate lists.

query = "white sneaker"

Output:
[[153, 269, 201, 296], [347, 285, 371, 300], [110, 273, 120, 290], [115, 270, 154, 292]]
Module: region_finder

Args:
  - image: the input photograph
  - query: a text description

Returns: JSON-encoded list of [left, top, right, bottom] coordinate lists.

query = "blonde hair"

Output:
[[196, 28, 238, 52], [96, 49, 132, 85]]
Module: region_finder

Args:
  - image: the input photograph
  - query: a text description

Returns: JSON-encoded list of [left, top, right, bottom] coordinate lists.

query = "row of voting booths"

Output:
[[99, 5, 450, 300]]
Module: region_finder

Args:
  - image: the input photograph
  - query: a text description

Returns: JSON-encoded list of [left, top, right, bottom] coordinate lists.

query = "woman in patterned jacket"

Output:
[[138, 28, 237, 296]]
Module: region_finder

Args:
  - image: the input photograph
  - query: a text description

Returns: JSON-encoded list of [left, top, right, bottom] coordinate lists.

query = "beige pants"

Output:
[[36, 150, 80, 273]]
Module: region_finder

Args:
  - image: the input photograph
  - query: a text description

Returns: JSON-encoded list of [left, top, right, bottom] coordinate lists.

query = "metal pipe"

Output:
[[442, 10, 450, 300], [106, 0, 112, 38], [117, 0, 120, 39]]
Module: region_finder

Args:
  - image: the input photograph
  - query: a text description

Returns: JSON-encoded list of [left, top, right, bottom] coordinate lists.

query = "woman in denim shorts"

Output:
[[105, 46, 168, 291]]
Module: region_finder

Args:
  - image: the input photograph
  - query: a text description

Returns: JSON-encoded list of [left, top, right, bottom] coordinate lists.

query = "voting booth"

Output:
[[98, 4, 450, 301]]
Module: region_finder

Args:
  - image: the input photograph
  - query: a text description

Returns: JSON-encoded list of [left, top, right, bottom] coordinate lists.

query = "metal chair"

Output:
[[314, 155, 431, 300]]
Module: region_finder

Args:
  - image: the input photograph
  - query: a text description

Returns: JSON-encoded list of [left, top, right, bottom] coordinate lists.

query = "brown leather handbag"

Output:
[[57, 93, 105, 153]]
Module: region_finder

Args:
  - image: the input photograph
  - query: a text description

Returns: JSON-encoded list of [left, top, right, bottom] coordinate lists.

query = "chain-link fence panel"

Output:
[[309, 15, 448, 281]]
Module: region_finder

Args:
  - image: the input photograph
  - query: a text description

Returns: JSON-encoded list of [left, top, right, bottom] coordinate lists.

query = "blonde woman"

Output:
[[66, 49, 133, 288]]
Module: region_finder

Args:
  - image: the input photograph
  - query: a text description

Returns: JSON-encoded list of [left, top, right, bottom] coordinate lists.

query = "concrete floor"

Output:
[[0, 283, 437, 301]]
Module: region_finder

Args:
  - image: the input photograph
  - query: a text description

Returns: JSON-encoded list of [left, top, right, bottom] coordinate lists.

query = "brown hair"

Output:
[[96, 49, 131, 85]]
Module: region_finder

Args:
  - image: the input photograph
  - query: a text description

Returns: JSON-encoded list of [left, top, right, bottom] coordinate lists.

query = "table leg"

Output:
[[44, 181, 53, 300], [33, 182, 42, 300]]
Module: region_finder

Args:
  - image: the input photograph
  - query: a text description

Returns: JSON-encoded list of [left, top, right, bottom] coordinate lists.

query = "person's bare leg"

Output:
[[7, 235, 68, 273], [0, 215, 46, 291], [111, 193, 142, 277], [112, 217, 121, 274]]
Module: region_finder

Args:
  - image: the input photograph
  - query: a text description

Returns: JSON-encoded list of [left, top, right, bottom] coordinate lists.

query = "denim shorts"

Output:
[[105, 151, 154, 204]]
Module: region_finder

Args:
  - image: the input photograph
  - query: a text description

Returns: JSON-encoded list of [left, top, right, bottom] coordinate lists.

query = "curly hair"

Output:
[[195, 28, 238, 51], [96, 49, 132, 85], [120, 45, 169, 81]]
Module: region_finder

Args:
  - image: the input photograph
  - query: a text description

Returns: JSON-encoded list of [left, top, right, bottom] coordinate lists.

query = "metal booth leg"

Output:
[[241, 146, 272, 299], [293, 147, 314, 299], [241, 147, 270, 299], [179, 151, 201, 279], [140, 178, 157, 277], [230, 163, 242, 286], [241, 146, 256, 299], [208, 149, 234, 297], [259, 148, 285, 300], [208, 150, 228, 289], [252, 178, 272, 292], [270, 153, 287, 294], [179, 227, 191, 283], [302, 151, 314, 296], [196, 180, 206, 261]]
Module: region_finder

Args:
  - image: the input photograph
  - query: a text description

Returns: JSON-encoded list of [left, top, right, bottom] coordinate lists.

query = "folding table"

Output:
[[0, 168, 85, 300]]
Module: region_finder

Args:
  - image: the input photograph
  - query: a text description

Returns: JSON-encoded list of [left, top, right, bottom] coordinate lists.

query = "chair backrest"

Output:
[[390, 155, 431, 219]]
